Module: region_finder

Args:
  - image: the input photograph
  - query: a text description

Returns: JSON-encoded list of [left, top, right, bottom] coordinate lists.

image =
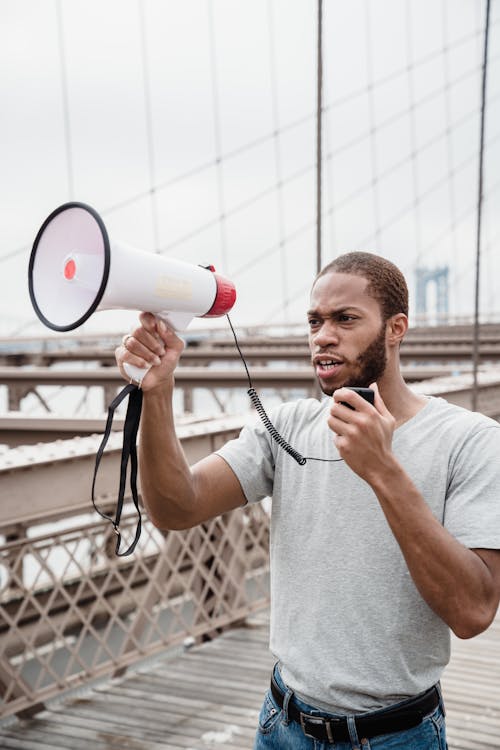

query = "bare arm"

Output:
[[115, 314, 247, 530], [366, 457, 500, 639], [329, 385, 500, 639]]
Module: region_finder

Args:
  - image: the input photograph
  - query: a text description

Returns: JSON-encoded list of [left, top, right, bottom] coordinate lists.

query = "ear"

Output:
[[386, 313, 408, 346]]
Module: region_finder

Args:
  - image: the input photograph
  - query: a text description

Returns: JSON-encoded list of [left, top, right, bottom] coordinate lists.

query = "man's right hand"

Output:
[[115, 312, 185, 391], [115, 312, 246, 530]]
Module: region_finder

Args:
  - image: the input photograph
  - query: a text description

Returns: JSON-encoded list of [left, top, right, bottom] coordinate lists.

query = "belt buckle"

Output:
[[299, 713, 335, 743]]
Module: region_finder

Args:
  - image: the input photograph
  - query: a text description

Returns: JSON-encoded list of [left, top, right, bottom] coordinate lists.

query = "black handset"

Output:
[[341, 386, 375, 409]]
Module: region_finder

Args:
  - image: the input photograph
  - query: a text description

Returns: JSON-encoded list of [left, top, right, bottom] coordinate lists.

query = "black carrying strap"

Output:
[[92, 383, 143, 556]]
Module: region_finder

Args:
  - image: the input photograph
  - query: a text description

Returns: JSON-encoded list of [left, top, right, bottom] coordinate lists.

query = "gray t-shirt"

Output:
[[216, 396, 500, 713]]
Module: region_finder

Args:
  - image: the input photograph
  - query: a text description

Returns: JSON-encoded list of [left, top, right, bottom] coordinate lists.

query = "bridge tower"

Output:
[[415, 266, 449, 324]]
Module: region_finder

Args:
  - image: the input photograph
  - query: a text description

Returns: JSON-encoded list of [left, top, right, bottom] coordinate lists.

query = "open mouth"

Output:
[[314, 358, 344, 378]]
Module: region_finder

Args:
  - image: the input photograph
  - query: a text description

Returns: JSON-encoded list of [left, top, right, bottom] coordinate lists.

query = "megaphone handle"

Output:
[[123, 361, 151, 385]]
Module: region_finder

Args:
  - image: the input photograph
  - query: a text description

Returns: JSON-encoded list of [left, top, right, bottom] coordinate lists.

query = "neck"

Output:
[[377, 365, 427, 427]]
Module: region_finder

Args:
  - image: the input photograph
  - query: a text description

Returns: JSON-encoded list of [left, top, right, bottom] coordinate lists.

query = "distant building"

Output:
[[415, 266, 449, 324]]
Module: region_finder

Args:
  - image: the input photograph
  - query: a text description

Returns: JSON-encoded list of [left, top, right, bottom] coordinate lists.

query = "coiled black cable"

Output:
[[226, 315, 343, 465], [247, 386, 307, 465]]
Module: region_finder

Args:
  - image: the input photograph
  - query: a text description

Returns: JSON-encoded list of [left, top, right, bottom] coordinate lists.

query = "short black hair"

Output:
[[315, 251, 409, 320]]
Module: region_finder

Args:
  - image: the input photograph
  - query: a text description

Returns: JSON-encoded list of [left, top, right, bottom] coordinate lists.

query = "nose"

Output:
[[311, 321, 340, 349]]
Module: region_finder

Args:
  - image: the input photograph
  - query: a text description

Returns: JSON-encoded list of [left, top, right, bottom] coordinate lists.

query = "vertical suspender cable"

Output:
[[405, 0, 422, 311], [208, 0, 228, 271], [323, 86, 337, 256], [138, 0, 160, 252], [472, 0, 492, 412], [442, 0, 458, 324], [316, 0, 323, 274], [56, 0, 74, 200], [364, 3, 381, 249], [267, 1, 289, 320]]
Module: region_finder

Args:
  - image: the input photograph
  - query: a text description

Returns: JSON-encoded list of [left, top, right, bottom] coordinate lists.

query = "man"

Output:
[[116, 251, 500, 749]]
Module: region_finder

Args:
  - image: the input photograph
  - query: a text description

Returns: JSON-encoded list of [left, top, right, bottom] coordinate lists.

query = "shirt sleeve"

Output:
[[216, 417, 276, 504], [444, 425, 500, 549]]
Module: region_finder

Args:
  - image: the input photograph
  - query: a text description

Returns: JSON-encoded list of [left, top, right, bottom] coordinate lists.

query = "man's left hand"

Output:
[[327, 382, 396, 482]]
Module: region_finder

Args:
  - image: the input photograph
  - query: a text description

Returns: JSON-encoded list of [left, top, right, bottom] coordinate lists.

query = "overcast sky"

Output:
[[1, 0, 499, 338]]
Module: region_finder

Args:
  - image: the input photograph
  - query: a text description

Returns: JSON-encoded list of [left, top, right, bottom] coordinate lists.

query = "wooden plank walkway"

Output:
[[1, 608, 499, 749], [442, 610, 500, 750]]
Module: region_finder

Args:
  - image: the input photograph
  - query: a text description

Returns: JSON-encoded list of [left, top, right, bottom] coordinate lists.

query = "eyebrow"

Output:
[[306, 306, 363, 317]]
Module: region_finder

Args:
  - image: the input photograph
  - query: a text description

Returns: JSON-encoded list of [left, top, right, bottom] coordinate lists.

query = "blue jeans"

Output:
[[253, 665, 448, 750]]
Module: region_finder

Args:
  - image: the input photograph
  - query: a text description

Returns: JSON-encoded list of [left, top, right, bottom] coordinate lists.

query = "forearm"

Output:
[[118, 317, 243, 529], [139, 378, 198, 529], [368, 458, 497, 638]]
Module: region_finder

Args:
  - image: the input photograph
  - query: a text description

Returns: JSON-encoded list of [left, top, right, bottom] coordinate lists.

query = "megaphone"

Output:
[[28, 201, 236, 382]]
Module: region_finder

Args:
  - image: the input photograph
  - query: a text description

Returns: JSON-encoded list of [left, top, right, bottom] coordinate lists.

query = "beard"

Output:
[[316, 323, 388, 396]]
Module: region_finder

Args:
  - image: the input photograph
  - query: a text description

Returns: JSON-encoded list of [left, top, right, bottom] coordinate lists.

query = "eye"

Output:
[[338, 314, 356, 323], [308, 317, 321, 329]]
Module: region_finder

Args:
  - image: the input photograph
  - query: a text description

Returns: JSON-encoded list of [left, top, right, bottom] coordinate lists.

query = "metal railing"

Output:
[[0, 503, 270, 719], [0, 415, 269, 718], [2, 359, 500, 720]]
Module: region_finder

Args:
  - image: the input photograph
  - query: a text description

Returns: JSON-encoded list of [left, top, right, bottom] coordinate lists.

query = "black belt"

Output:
[[270, 674, 440, 743]]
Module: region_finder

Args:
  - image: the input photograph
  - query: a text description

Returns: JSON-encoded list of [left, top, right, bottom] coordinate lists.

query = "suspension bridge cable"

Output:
[[3, 19, 496, 266], [158, 161, 314, 256], [157, 60, 500, 260], [3, 4, 500, 339], [417, 174, 500, 269], [232, 219, 315, 279], [102, 111, 315, 216], [269, 185, 500, 323], [1, 245, 31, 263], [364, 2, 381, 247], [56, 0, 74, 200], [321, 24, 499, 115], [472, 0, 492, 411], [13, 109, 494, 281], [354, 135, 500, 250], [405, 0, 422, 271], [442, 0, 459, 317], [267, 0, 289, 318], [98, 37, 496, 225], [5, 87, 497, 273], [231, 158, 500, 284], [92, 24, 499, 223], [156, 63, 492, 258], [3, 2, 77, 269], [0, 154, 316, 266], [208, 0, 228, 270], [452, 207, 500, 290], [484, 227, 500, 311], [322, 57, 499, 169], [316, 0, 323, 274], [323, 91, 337, 256], [138, 0, 160, 251]]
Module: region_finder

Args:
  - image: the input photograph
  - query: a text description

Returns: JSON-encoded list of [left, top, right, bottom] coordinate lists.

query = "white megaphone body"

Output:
[[28, 202, 237, 382]]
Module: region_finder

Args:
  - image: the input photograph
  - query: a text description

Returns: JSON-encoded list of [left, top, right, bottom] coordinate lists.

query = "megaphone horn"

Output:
[[28, 202, 237, 382]]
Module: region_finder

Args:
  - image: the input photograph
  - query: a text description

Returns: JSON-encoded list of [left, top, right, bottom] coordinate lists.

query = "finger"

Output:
[[139, 311, 158, 331], [124, 336, 162, 367], [333, 388, 372, 412], [137, 313, 185, 350], [156, 319, 186, 352], [333, 433, 348, 453], [115, 344, 150, 374], [132, 329, 166, 357], [370, 382, 390, 416], [327, 413, 357, 436], [129, 319, 165, 354], [135, 312, 170, 352], [329, 398, 355, 423]]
